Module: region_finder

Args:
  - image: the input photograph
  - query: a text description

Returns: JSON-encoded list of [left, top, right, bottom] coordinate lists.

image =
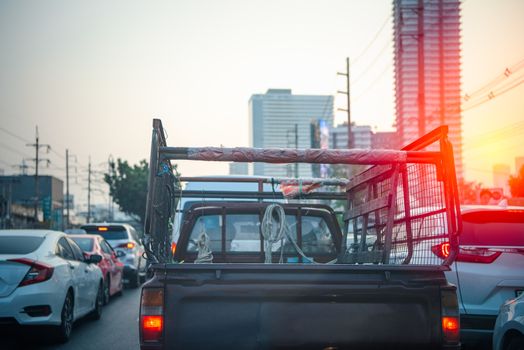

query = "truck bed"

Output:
[[152, 263, 453, 350]]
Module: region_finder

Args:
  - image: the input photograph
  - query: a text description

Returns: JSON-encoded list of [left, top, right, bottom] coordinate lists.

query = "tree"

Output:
[[457, 178, 482, 204], [104, 159, 149, 224], [509, 165, 524, 197]]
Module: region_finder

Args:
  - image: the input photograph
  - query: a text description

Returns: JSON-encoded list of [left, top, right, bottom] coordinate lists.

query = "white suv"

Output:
[[430, 206, 524, 347], [81, 223, 146, 288]]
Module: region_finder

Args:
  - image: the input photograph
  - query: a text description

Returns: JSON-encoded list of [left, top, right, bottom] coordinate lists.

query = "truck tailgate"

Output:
[[160, 264, 447, 350]]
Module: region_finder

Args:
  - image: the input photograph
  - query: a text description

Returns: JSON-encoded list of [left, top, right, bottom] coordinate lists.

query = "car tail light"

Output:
[[171, 242, 177, 256], [118, 242, 136, 249], [432, 242, 451, 259], [9, 258, 54, 287], [441, 288, 460, 345], [140, 288, 164, 343], [431, 242, 502, 263], [455, 246, 501, 263]]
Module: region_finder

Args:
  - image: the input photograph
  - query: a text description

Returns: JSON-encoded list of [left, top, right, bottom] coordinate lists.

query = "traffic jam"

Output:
[[0, 224, 145, 342], [1, 1, 524, 349]]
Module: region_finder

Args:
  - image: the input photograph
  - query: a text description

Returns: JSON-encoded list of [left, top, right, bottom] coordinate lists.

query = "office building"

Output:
[[393, 0, 462, 177], [249, 89, 334, 177], [229, 162, 248, 176], [330, 124, 373, 150], [372, 131, 399, 149]]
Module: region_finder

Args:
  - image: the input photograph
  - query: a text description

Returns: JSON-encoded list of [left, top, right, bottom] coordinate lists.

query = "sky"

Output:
[[0, 0, 523, 208]]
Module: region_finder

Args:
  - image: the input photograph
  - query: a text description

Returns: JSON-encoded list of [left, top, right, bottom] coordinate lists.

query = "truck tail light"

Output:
[[432, 242, 502, 264], [9, 258, 54, 287], [140, 288, 164, 343], [441, 287, 460, 345]]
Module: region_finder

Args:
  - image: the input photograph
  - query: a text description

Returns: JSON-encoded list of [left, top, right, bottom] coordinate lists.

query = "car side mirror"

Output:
[[116, 250, 125, 258], [88, 254, 103, 264]]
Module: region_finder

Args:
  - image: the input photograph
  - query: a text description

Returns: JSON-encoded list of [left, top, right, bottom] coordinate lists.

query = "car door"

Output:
[[56, 237, 86, 315], [101, 239, 122, 294], [67, 238, 100, 313]]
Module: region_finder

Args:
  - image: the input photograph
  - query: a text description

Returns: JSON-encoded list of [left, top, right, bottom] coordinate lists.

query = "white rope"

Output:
[[194, 229, 213, 263], [261, 204, 287, 264], [261, 203, 334, 264]]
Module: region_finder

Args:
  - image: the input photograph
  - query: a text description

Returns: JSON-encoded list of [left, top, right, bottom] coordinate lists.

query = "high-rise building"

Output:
[[493, 164, 510, 196], [393, 0, 462, 177], [330, 124, 373, 150], [372, 131, 399, 150], [228, 162, 248, 176], [249, 89, 334, 177]]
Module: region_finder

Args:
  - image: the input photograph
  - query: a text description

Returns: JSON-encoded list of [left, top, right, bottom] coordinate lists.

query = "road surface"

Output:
[[3, 287, 141, 350]]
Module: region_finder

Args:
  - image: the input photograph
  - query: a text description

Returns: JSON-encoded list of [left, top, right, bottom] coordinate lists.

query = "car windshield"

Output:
[[81, 225, 128, 241], [461, 210, 524, 246], [0, 236, 45, 254], [71, 237, 94, 252]]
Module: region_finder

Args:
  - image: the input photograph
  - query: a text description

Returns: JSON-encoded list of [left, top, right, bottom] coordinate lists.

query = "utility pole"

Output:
[[417, 0, 426, 138], [294, 123, 299, 178], [66, 149, 69, 228], [64, 150, 77, 229], [87, 157, 91, 224], [26, 126, 50, 225], [337, 57, 352, 149], [107, 154, 114, 221], [16, 160, 31, 175]]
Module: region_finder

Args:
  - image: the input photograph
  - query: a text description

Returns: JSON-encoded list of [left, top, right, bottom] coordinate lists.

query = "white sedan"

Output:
[[0, 230, 104, 342]]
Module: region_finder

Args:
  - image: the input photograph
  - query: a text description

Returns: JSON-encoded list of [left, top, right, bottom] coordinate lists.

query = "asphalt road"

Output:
[[3, 286, 141, 350]]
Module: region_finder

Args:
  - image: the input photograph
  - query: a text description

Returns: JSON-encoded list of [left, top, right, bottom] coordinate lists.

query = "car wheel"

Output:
[[103, 276, 110, 305], [506, 335, 524, 350], [129, 267, 141, 288], [53, 291, 74, 343], [89, 282, 103, 320]]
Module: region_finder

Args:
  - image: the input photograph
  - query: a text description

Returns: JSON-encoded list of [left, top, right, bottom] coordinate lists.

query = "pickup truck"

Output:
[[139, 119, 462, 350]]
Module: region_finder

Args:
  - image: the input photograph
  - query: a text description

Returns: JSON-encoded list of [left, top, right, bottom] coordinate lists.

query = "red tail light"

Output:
[[9, 258, 54, 287], [118, 242, 136, 249], [455, 247, 501, 264], [442, 316, 460, 343], [140, 288, 164, 343], [171, 242, 177, 256], [432, 242, 502, 263], [142, 315, 163, 341], [432, 242, 451, 259], [441, 288, 460, 345]]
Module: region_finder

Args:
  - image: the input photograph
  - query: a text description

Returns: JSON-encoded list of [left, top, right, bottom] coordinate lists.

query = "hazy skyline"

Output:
[[1, 0, 524, 207]]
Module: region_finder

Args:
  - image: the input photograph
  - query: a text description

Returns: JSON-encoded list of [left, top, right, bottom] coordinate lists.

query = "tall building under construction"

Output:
[[393, 0, 462, 177]]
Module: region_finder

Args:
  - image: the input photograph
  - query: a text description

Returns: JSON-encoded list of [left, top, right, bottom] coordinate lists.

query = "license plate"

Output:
[[123, 279, 129, 283], [517, 290, 523, 297]]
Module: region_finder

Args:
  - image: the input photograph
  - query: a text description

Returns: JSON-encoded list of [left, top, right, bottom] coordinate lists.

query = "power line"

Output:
[[352, 13, 392, 66], [0, 142, 32, 159], [463, 78, 524, 112], [463, 58, 524, 102], [0, 126, 31, 144], [352, 64, 392, 102], [352, 41, 391, 86]]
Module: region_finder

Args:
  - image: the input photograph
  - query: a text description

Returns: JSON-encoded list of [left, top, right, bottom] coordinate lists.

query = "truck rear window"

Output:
[[187, 213, 336, 255], [460, 210, 524, 246]]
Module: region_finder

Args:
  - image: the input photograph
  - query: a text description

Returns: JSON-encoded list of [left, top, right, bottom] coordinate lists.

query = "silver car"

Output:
[[80, 223, 146, 287], [493, 293, 524, 350]]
